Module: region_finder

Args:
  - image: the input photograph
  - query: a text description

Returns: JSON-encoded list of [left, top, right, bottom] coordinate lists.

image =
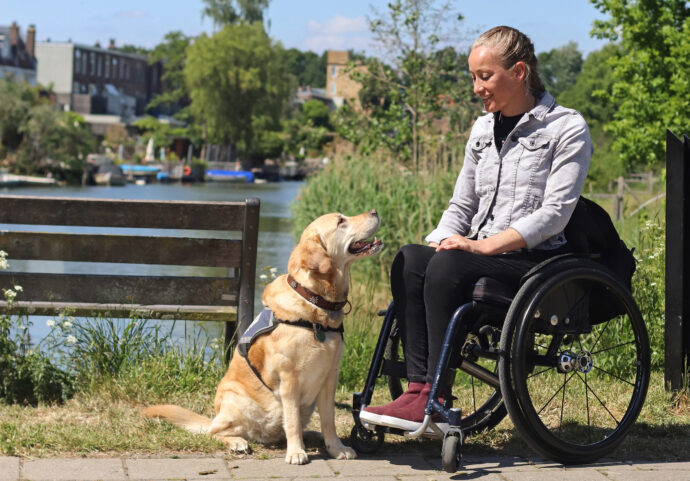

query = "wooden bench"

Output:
[[0, 194, 260, 357]]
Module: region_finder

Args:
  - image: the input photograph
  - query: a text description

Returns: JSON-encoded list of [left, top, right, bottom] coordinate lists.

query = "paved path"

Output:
[[2, 455, 690, 481]]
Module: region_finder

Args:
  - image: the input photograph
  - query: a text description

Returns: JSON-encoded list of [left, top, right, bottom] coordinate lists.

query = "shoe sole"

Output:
[[359, 410, 449, 435]]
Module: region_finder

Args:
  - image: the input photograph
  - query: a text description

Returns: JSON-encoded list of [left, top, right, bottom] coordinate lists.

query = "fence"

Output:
[[590, 173, 664, 221]]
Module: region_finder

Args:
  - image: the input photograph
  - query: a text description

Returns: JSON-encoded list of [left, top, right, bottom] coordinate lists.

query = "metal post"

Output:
[[665, 130, 690, 391]]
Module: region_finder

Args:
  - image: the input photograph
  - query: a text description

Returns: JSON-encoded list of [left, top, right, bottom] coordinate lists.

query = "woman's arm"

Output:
[[435, 227, 526, 255]]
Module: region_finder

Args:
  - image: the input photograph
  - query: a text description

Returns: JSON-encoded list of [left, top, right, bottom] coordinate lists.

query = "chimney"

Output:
[[9, 21, 18, 46], [108, 38, 116, 50], [26, 25, 36, 58]]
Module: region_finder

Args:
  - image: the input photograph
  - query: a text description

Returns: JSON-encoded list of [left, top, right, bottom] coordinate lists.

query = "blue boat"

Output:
[[205, 169, 255, 183]]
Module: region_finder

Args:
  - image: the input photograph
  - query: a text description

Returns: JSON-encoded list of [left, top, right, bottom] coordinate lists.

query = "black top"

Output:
[[494, 112, 524, 152]]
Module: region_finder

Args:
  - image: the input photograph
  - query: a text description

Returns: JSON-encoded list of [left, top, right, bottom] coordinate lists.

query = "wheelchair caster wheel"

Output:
[[441, 431, 462, 473], [350, 425, 384, 454]]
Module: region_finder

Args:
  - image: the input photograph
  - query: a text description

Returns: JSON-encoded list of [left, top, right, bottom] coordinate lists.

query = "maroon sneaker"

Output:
[[359, 382, 424, 424], [362, 383, 448, 433]]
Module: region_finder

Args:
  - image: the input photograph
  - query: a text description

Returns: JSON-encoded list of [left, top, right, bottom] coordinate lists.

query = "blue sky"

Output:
[[2, 0, 611, 56]]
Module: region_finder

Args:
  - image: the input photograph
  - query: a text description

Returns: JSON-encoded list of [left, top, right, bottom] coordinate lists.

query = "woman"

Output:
[[360, 26, 592, 431]]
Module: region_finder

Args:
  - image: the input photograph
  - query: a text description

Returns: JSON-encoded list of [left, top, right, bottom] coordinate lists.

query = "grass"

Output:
[[1, 371, 690, 460]]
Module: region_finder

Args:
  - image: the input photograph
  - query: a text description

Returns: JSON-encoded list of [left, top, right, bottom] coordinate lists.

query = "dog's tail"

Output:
[[142, 404, 212, 435]]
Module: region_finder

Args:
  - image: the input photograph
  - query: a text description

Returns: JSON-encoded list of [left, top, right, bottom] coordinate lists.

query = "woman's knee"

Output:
[[423, 249, 476, 294], [391, 244, 434, 279]]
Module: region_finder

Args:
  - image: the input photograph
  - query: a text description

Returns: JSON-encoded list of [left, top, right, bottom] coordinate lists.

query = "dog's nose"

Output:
[[369, 209, 378, 217]]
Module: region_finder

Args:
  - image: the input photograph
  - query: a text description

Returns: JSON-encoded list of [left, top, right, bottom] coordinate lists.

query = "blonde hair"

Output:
[[472, 26, 545, 97]]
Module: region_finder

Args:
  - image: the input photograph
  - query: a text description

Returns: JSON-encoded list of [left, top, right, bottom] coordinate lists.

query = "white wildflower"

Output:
[[62, 321, 73, 328], [46, 319, 56, 327], [13, 285, 22, 292], [67, 335, 77, 344], [4, 290, 16, 300], [259, 274, 268, 280], [269, 267, 277, 274]]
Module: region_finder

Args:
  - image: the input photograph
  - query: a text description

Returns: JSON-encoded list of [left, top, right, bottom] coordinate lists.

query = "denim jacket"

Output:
[[425, 92, 592, 250]]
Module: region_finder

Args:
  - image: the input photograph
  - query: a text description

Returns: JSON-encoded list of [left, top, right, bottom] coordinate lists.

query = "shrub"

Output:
[[0, 251, 73, 404]]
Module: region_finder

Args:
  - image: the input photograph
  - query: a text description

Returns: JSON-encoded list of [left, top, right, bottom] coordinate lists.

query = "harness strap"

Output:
[[241, 315, 344, 392]]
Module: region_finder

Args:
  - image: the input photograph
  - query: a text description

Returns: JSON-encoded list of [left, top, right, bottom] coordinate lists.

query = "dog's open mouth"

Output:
[[348, 237, 383, 255]]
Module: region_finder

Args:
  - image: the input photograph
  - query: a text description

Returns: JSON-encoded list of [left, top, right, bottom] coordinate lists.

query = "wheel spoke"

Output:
[[577, 372, 620, 426], [592, 340, 635, 356], [537, 371, 576, 416], [528, 366, 554, 379], [593, 365, 635, 387], [560, 373, 567, 429], [590, 316, 615, 353]]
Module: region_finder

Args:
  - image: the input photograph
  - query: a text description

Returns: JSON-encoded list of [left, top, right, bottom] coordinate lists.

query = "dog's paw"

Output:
[[219, 436, 250, 454], [285, 449, 309, 465], [329, 444, 357, 460]]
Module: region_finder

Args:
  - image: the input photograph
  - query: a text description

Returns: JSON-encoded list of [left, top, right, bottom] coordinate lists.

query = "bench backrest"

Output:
[[0, 194, 260, 350]]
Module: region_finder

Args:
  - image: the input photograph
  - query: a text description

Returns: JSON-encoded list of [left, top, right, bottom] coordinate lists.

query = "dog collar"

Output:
[[286, 274, 349, 312]]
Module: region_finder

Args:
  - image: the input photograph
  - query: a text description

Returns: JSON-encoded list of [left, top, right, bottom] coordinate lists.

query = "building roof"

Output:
[[327, 50, 350, 65], [0, 25, 36, 70]]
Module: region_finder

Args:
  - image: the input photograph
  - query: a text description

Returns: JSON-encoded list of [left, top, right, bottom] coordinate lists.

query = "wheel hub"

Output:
[[558, 349, 593, 374], [576, 350, 593, 373]]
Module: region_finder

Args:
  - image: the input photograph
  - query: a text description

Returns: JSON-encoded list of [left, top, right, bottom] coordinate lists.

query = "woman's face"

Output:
[[468, 45, 526, 116]]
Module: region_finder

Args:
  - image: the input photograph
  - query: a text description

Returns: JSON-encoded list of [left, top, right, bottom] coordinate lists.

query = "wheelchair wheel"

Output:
[[385, 316, 506, 435], [350, 425, 385, 454], [499, 260, 650, 464], [441, 431, 462, 473]]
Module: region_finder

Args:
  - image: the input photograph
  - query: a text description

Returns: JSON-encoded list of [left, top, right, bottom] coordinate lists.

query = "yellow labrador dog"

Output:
[[143, 210, 382, 464]]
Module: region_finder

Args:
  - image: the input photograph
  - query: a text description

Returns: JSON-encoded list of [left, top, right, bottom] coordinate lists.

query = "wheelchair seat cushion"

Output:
[[472, 277, 517, 307]]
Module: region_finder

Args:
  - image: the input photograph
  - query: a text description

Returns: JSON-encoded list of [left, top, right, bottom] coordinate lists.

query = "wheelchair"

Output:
[[350, 206, 650, 471]]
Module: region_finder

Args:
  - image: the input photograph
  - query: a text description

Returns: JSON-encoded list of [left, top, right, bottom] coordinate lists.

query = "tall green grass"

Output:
[[294, 155, 668, 391]]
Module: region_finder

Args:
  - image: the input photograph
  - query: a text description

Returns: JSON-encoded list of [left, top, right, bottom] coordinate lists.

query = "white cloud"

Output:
[[115, 10, 149, 20], [307, 15, 368, 35]]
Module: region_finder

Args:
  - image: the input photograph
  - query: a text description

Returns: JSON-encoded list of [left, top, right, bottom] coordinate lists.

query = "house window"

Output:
[[90, 52, 95, 75], [105, 55, 110, 78], [331, 65, 337, 77], [97, 55, 102, 77], [330, 82, 336, 95]]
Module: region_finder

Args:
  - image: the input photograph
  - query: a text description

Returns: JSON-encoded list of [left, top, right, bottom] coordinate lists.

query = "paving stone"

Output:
[[0, 457, 19, 481], [328, 454, 437, 478], [603, 470, 690, 481], [501, 468, 609, 480], [426, 456, 538, 473], [23, 458, 125, 481], [126, 458, 229, 480], [230, 457, 335, 479], [633, 461, 690, 471]]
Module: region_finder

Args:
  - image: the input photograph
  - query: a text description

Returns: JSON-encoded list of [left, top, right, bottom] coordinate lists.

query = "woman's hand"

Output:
[[435, 228, 527, 256], [436, 235, 484, 254]]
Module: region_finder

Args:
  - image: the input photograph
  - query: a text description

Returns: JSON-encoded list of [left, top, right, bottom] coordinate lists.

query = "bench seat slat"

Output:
[[0, 301, 237, 322], [0, 195, 248, 231], [0, 231, 242, 267], [0, 272, 238, 306]]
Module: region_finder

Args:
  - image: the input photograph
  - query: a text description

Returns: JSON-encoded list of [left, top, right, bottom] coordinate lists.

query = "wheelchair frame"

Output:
[[351, 254, 650, 472]]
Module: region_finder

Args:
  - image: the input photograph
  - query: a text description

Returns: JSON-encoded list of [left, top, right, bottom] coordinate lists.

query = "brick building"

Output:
[[325, 50, 363, 108], [0, 22, 37, 85]]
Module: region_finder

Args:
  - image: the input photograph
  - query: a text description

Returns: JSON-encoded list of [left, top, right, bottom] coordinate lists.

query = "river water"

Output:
[[1, 181, 303, 345]]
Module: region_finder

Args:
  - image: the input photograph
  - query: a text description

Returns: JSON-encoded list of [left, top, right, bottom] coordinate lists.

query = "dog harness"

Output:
[[238, 308, 344, 391]]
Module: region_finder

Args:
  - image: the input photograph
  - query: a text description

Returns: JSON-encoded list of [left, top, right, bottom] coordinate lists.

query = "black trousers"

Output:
[[390, 244, 567, 384]]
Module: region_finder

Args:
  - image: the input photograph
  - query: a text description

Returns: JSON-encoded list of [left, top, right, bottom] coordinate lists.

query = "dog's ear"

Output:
[[288, 234, 332, 275]]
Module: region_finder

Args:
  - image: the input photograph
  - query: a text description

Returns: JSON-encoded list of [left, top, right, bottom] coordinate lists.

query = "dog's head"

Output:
[[287, 210, 383, 277]]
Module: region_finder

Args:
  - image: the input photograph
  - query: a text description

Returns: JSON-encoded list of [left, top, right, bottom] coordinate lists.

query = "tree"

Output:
[[559, 43, 624, 185], [0, 79, 94, 178], [591, 0, 690, 171], [201, 0, 270, 27], [147, 31, 192, 119], [335, 0, 476, 168], [537, 42, 583, 99], [284, 48, 327, 87], [184, 23, 291, 162]]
